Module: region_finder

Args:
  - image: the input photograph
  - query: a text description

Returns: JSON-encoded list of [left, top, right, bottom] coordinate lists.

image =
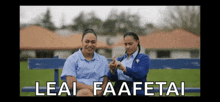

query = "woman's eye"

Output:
[[91, 41, 96, 44], [85, 41, 89, 43]]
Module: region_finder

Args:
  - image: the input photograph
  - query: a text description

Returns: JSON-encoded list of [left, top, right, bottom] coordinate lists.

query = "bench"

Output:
[[21, 55, 200, 95]]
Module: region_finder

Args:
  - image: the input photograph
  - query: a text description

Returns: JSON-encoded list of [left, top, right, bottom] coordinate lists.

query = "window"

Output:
[[145, 49, 149, 55], [157, 50, 170, 58], [190, 50, 199, 58], [36, 50, 54, 58]]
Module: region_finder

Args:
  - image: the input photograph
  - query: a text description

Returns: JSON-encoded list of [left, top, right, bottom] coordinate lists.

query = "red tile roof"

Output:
[[20, 25, 110, 50], [111, 29, 200, 50]]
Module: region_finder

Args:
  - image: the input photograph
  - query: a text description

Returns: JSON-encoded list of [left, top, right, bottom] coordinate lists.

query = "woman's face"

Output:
[[124, 36, 139, 56], [81, 33, 97, 55]]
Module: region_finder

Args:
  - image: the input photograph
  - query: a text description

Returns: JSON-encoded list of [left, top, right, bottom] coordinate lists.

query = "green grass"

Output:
[[147, 69, 200, 96], [20, 61, 200, 96], [20, 61, 66, 96]]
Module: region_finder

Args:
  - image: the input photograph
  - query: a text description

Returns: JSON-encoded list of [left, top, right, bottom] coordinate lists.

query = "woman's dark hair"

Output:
[[123, 32, 141, 54], [82, 29, 97, 40]]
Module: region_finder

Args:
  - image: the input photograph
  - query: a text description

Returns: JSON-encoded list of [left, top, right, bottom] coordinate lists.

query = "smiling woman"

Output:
[[81, 29, 97, 61], [60, 29, 109, 97]]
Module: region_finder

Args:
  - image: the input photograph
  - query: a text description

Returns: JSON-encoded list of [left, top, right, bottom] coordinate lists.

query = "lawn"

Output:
[[20, 61, 200, 96]]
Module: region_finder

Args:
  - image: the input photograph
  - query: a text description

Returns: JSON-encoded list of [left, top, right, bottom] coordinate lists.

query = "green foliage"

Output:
[[163, 6, 200, 35], [41, 8, 56, 31], [71, 9, 146, 35]]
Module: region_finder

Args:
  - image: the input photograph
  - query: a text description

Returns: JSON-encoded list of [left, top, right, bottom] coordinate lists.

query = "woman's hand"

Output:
[[108, 56, 116, 74], [110, 56, 127, 73], [114, 60, 126, 72], [96, 90, 103, 96]]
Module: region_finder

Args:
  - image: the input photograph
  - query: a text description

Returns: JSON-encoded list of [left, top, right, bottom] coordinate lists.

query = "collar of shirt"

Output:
[[78, 49, 98, 61], [123, 49, 138, 59]]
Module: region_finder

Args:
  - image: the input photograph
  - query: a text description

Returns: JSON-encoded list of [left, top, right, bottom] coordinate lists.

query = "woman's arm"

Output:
[[115, 55, 150, 80], [107, 69, 118, 81], [107, 57, 119, 81], [96, 76, 108, 96], [101, 76, 108, 89], [123, 56, 150, 79], [66, 76, 93, 92]]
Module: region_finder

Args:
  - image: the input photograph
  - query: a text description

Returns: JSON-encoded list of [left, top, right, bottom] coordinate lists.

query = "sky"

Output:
[[20, 6, 167, 28]]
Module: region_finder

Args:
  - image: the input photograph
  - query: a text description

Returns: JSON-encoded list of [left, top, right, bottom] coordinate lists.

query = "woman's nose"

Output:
[[88, 42, 92, 46], [125, 45, 130, 49]]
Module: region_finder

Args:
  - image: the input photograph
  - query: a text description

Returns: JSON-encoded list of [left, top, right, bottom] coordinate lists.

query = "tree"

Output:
[[103, 19, 117, 35], [115, 11, 127, 33], [41, 8, 56, 31], [116, 10, 144, 35], [103, 8, 144, 35], [103, 9, 118, 35], [126, 12, 144, 35], [163, 6, 200, 35], [144, 23, 154, 34], [72, 11, 88, 32], [60, 12, 66, 29], [87, 11, 103, 34], [31, 12, 44, 27]]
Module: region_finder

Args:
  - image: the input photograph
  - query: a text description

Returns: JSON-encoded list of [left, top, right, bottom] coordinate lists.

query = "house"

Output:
[[20, 25, 110, 59], [111, 29, 200, 59], [141, 29, 200, 59]]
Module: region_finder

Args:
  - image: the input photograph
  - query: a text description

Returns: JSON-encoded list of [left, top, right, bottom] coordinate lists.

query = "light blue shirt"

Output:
[[117, 50, 138, 81], [60, 49, 109, 86]]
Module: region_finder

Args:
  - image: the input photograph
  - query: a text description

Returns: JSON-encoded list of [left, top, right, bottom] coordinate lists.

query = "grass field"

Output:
[[20, 61, 200, 96]]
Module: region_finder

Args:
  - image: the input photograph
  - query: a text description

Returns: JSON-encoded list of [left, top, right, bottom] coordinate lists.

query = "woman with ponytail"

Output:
[[107, 32, 151, 97]]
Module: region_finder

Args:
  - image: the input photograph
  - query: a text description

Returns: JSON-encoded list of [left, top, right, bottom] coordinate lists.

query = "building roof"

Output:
[[111, 29, 200, 50], [20, 25, 110, 50], [20, 25, 65, 50]]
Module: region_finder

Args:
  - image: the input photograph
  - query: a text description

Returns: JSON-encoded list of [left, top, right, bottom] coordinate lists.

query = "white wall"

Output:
[[148, 50, 157, 59], [171, 50, 190, 58], [54, 50, 72, 59], [20, 50, 36, 58], [140, 46, 145, 54]]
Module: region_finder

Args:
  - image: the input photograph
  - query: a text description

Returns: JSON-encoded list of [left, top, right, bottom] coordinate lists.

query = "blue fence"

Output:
[[107, 58, 200, 69], [150, 58, 200, 69], [28, 58, 200, 69]]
